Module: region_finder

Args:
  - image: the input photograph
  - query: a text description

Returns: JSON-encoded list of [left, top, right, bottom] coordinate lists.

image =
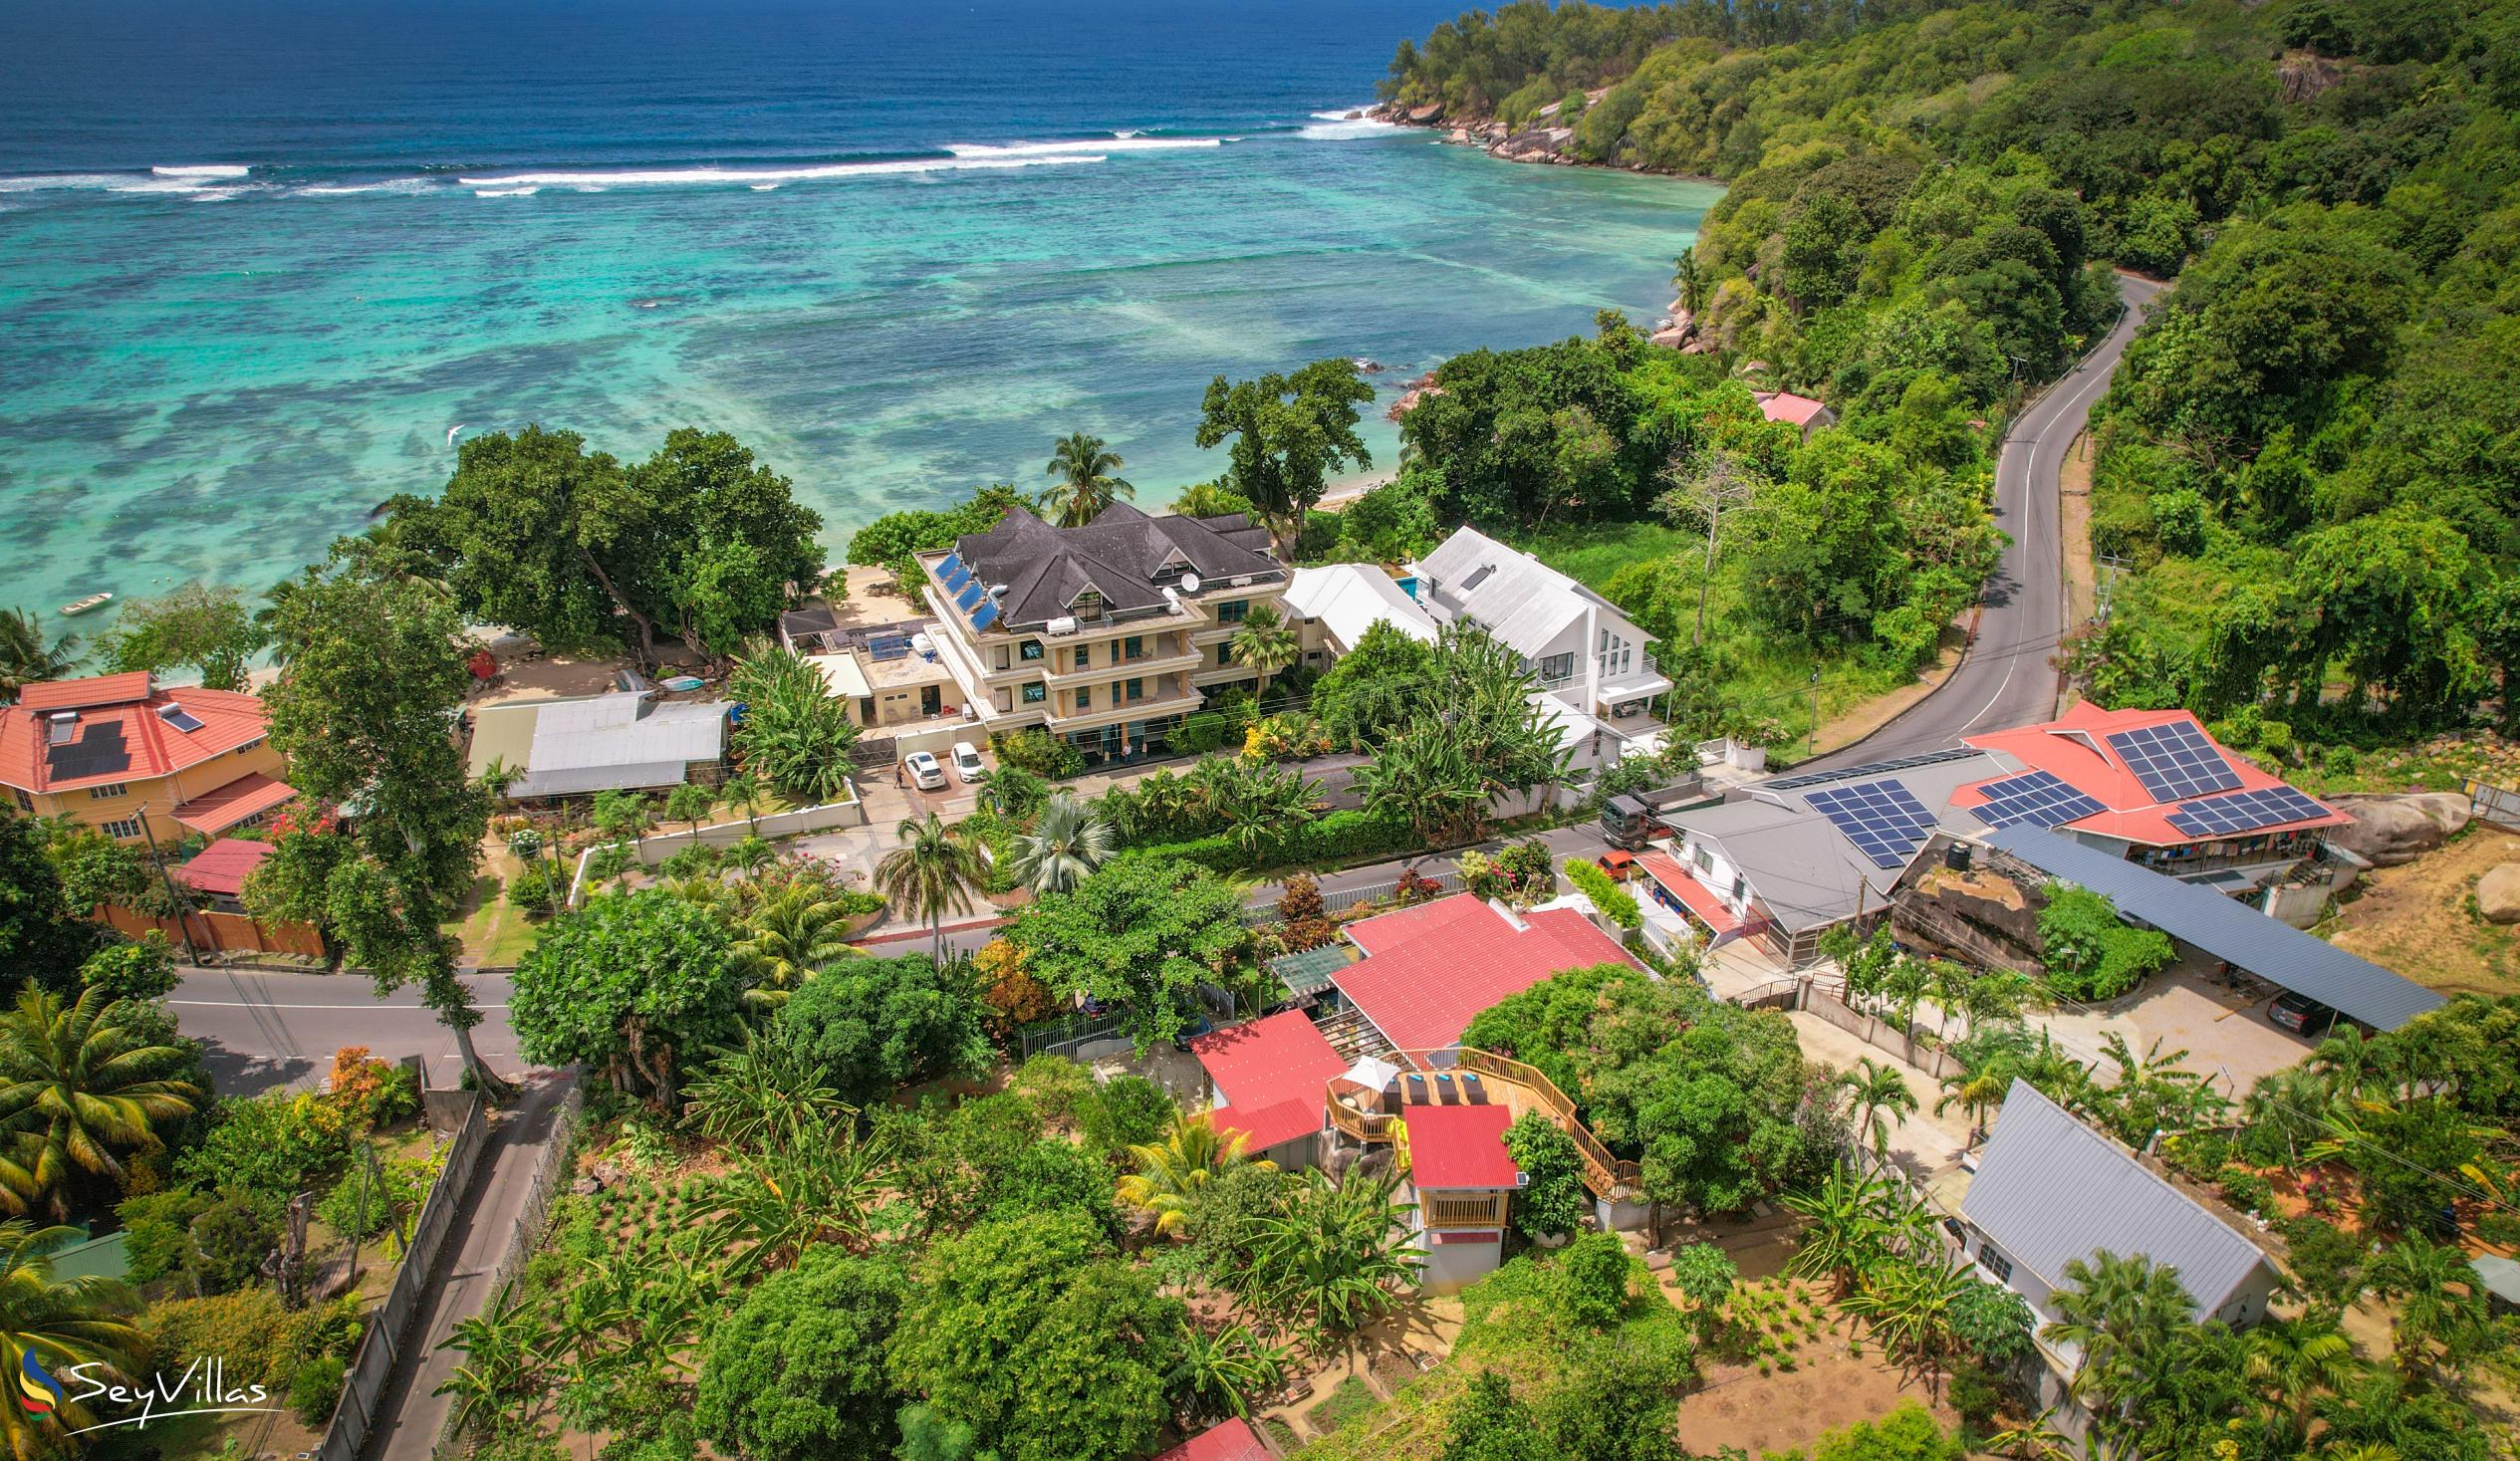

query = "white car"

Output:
[[950, 740, 986, 784], [903, 751, 947, 791]]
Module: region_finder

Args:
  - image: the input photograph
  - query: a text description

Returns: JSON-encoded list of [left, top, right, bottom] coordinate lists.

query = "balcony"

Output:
[[1418, 1190, 1511, 1232], [1044, 684, 1202, 731], [1042, 644, 1198, 686]]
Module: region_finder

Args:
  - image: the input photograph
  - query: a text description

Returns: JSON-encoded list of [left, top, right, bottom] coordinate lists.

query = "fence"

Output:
[[316, 1093, 489, 1461], [433, 1075, 587, 1458], [94, 903, 326, 960], [2469, 778, 2520, 832], [1014, 1008, 1134, 1061], [1242, 868, 1469, 926]]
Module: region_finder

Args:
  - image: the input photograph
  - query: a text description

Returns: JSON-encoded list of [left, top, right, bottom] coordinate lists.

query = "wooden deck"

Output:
[[1326, 1046, 1642, 1201]]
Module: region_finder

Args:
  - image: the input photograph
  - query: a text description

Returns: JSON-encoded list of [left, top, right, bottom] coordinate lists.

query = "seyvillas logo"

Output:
[[18, 1350, 62, 1417]]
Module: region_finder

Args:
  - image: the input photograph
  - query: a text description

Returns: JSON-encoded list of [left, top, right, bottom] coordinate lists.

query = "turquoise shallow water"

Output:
[[0, 1, 1715, 620]]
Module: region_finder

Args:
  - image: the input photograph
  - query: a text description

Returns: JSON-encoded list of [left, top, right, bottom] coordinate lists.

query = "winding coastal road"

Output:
[[1802, 273, 2162, 772]]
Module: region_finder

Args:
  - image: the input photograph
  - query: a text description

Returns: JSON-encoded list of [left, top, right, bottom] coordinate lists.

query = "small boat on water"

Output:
[[59, 593, 113, 616]]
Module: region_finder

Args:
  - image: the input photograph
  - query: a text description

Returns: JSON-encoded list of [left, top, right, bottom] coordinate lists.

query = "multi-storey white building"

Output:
[[919, 503, 1291, 764]]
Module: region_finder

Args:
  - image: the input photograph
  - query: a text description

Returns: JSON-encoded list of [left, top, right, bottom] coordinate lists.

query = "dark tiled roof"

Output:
[[952, 504, 1284, 628]]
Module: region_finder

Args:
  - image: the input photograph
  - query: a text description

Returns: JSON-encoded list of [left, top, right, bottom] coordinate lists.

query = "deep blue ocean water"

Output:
[[0, 0, 1715, 619]]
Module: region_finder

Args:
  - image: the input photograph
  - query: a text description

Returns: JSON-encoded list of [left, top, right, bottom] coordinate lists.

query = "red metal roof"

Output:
[[15, 672, 156, 712], [170, 838, 277, 897], [0, 679, 273, 795], [1333, 895, 1634, 1054], [1755, 390, 1831, 427], [1636, 851, 1745, 934], [1190, 1011, 1346, 1150], [1155, 1419, 1271, 1461], [1403, 1102, 1519, 1190], [1957, 702, 2350, 848], [1342, 893, 1474, 956], [171, 772, 298, 835]]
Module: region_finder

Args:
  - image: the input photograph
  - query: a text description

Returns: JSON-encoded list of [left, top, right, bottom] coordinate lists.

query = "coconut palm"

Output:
[[1934, 1063, 2010, 1148], [1172, 481, 1254, 519], [2365, 1234, 2489, 1382], [1250, 1167, 1421, 1342], [1007, 793, 1115, 897], [1118, 1115, 1276, 1237], [1839, 1058, 1917, 1157], [0, 987, 200, 1218], [0, 1219, 144, 1460], [1670, 247, 1709, 319], [728, 882, 859, 1008], [1226, 605, 1299, 700], [0, 610, 79, 706], [874, 815, 988, 963], [719, 771, 765, 833], [1043, 432, 1134, 527]]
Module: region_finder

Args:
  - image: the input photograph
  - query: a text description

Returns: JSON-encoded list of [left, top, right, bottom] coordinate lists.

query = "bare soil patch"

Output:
[[2326, 828, 2520, 998], [1670, 1280, 1962, 1458], [1812, 626, 1966, 758], [2061, 430, 2097, 627]]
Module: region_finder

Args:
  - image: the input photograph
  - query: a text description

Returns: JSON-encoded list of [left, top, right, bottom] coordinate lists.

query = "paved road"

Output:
[[1802, 274, 2163, 773], [171, 966, 520, 1095]]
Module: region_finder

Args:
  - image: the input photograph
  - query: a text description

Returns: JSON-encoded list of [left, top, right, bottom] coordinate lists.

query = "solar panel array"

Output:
[[970, 601, 1001, 631], [939, 553, 970, 591], [2107, 722, 2242, 803], [867, 634, 912, 662], [1767, 747, 1978, 791], [2165, 784, 2332, 839], [44, 723, 129, 782], [953, 581, 984, 612], [1971, 770, 2106, 831], [1804, 778, 1938, 869]]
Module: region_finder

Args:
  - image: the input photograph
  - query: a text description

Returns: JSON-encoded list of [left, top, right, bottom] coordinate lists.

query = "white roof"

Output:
[[509, 693, 726, 797], [1283, 565, 1436, 648], [1417, 526, 1642, 661], [809, 651, 873, 699]]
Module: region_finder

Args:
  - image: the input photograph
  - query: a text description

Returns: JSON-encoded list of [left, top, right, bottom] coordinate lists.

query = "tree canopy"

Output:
[[1004, 857, 1246, 1049], [512, 888, 743, 1101]]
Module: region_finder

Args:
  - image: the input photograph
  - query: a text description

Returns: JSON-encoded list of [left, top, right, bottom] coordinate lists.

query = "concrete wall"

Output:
[[1798, 986, 1966, 1082], [1417, 1230, 1506, 1295]]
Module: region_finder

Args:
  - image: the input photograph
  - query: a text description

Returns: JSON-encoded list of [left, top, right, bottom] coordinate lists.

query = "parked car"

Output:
[[950, 740, 985, 784], [1596, 850, 1637, 881], [904, 751, 948, 791], [2268, 991, 2341, 1036]]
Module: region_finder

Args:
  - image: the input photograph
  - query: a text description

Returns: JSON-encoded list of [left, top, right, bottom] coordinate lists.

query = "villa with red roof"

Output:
[[1330, 893, 1634, 1056], [1187, 1010, 1348, 1167], [1399, 1102, 1523, 1293], [1, 672, 295, 847], [1753, 389, 1838, 438]]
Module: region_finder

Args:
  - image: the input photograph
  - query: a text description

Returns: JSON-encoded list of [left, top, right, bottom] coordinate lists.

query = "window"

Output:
[[101, 817, 144, 841], [1539, 652, 1576, 683], [11, 790, 32, 814], [1020, 640, 1045, 662], [233, 737, 264, 755], [1074, 644, 1091, 669], [1072, 591, 1103, 618], [1693, 845, 1715, 875], [1075, 686, 1092, 710], [1216, 600, 1249, 623], [1124, 634, 1143, 660], [1125, 677, 1143, 703], [1021, 683, 1046, 705], [994, 646, 1013, 671], [1977, 1244, 2013, 1283], [87, 783, 127, 800], [1215, 643, 1235, 667], [1732, 874, 1746, 901]]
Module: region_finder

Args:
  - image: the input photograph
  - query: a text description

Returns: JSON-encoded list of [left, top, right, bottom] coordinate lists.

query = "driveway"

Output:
[[1786, 1010, 1977, 1178]]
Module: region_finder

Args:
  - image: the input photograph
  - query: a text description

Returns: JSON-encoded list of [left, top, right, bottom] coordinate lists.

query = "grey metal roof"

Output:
[[1962, 1081, 2273, 1319], [508, 693, 725, 798], [1982, 825, 2446, 1032], [1670, 751, 2011, 932]]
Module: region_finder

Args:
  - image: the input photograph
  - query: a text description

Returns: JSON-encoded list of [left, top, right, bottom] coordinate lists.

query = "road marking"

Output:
[[169, 999, 511, 1010]]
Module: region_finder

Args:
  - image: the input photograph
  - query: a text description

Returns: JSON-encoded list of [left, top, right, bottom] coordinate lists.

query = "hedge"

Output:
[[1563, 857, 1641, 929], [1124, 808, 1417, 873]]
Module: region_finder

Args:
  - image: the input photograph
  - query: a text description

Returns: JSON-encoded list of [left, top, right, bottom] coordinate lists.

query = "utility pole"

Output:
[[2095, 553, 2130, 623], [1808, 667, 1823, 759], [133, 805, 202, 966]]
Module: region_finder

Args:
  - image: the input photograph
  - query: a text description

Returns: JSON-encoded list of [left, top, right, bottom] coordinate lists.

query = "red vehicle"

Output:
[[1596, 850, 1638, 881]]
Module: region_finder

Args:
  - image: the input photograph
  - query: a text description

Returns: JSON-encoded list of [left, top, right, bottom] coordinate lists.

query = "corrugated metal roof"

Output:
[[1983, 825, 2446, 1032], [1962, 1081, 2271, 1319]]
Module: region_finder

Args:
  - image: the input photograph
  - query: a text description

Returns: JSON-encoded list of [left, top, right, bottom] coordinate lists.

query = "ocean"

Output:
[[0, 0, 1717, 621]]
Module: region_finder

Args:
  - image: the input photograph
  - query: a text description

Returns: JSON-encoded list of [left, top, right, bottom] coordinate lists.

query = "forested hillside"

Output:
[[1378, 0, 2520, 758]]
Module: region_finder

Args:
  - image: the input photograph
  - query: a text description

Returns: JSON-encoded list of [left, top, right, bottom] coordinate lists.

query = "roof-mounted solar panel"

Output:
[[2165, 784, 2333, 839], [953, 581, 985, 611], [940, 551, 965, 580], [1805, 778, 1937, 869], [1972, 770, 2105, 831], [2107, 722, 2242, 803], [1767, 747, 1978, 791], [969, 601, 1001, 631], [156, 703, 206, 733]]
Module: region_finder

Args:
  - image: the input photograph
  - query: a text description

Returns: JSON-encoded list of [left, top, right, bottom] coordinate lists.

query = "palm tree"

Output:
[[0, 1218, 144, 1460], [1840, 1247, 1970, 1396], [874, 815, 988, 962], [1176, 1321, 1291, 1424], [1172, 481, 1254, 519], [2365, 1235, 2488, 1383], [0, 610, 80, 706], [1883, 955, 1930, 1031], [1251, 1167, 1421, 1343], [0, 987, 200, 1218], [1226, 605, 1299, 701], [1779, 1163, 1897, 1296], [1117, 1114, 1275, 1237], [661, 782, 717, 843], [1980, 1407, 2075, 1460], [1007, 793, 1115, 897], [1670, 247, 1709, 320], [1840, 1058, 1917, 1157], [1043, 432, 1134, 527], [728, 883, 859, 1008], [1934, 1063, 2009, 1148], [719, 771, 765, 833], [2042, 1250, 2197, 1426], [2246, 1314, 2358, 1447]]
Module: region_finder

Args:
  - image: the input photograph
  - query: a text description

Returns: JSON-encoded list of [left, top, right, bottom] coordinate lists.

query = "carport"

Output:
[[1984, 826, 2447, 1032]]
